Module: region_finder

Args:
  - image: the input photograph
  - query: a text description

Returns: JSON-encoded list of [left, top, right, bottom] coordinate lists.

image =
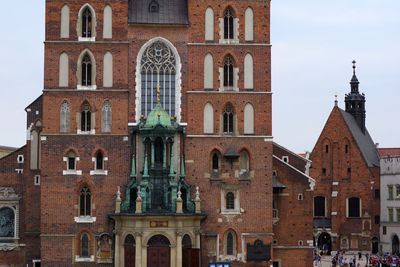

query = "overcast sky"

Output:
[[0, 1, 398, 153]]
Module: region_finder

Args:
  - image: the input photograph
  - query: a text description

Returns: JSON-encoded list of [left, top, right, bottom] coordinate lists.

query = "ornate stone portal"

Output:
[[111, 100, 205, 267]]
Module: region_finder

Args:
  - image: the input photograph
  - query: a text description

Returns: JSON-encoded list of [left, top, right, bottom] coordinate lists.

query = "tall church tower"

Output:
[[38, 0, 273, 265]]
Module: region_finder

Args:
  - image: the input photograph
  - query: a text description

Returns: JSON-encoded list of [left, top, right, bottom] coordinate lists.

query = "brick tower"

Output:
[[1, 0, 283, 266]]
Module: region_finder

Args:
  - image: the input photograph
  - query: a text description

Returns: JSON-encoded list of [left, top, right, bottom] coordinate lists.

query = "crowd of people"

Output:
[[314, 249, 400, 267]]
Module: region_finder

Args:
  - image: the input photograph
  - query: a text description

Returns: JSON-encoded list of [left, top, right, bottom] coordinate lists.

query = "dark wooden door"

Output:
[[147, 246, 170, 267], [190, 248, 200, 267], [182, 248, 191, 267], [124, 245, 135, 267]]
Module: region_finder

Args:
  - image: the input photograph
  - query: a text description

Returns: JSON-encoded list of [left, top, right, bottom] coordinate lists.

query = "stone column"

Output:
[[163, 141, 167, 168], [134, 232, 142, 267], [176, 232, 183, 267], [195, 229, 201, 249], [115, 230, 121, 267]]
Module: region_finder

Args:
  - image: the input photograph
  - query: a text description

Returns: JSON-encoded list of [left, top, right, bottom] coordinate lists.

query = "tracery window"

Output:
[[82, 8, 92, 38], [81, 54, 92, 86], [79, 186, 91, 216], [0, 207, 15, 238], [223, 8, 234, 39], [102, 101, 112, 132], [223, 56, 234, 88], [223, 104, 234, 134], [81, 103, 91, 132], [60, 101, 70, 132], [140, 41, 176, 117]]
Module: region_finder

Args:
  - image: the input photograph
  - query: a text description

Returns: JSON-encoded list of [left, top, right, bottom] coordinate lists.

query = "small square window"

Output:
[[347, 168, 351, 175], [282, 156, 289, 163], [298, 194, 303, 200], [298, 240, 303, 246], [322, 168, 326, 175], [34, 175, 40, 186], [273, 239, 277, 245], [272, 170, 277, 177]]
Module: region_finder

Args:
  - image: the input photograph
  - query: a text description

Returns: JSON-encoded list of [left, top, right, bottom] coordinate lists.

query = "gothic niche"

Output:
[[246, 239, 271, 262], [97, 233, 113, 263]]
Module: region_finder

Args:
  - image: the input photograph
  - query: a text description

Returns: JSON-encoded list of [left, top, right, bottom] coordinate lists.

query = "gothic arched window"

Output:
[[82, 8, 92, 38], [81, 233, 89, 257], [223, 8, 234, 39], [140, 41, 176, 117], [223, 104, 234, 134], [223, 56, 234, 88], [81, 102, 91, 132], [79, 186, 91, 216], [60, 101, 70, 132], [81, 54, 92, 86]]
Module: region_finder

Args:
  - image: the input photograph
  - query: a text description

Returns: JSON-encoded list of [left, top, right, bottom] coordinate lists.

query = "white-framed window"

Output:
[[298, 194, 303, 200], [77, 4, 96, 42], [219, 55, 239, 91], [221, 187, 240, 215], [101, 101, 112, 133], [219, 7, 239, 44], [74, 185, 96, 223], [223, 104, 234, 135], [32, 260, 41, 267], [60, 101, 70, 132], [34, 175, 40, 186], [282, 156, 289, 163], [75, 232, 95, 262], [298, 240, 303, 246], [77, 50, 97, 90], [78, 102, 95, 134], [222, 229, 238, 261], [63, 151, 82, 175], [17, 155, 24, 164], [90, 151, 108, 175]]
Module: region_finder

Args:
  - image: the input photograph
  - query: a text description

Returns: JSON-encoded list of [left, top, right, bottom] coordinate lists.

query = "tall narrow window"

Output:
[[389, 185, 394, 200], [96, 151, 104, 170], [244, 54, 254, 90], [223, 104, 234, 134], [245, 7, 254, 41], [103, 5, 112, 39], [226, 192, 234, 210], [205, 7, 214, 41], [396, 185, 400, 198], [59, 53, 69, 87], [226, 232, 234, 255], [80, 186, 91, 216], [203, 102, 214, 134], [212, 153, 219, 170], [204, 54, 214, 89], [244, 103, 254, 134], [223, 56, 234, 88], [81, 103, 91, 132], [103, 52, 113, 87], [67, 151, 76, 170], [140, 41, 176, 117], [81, 233, 89, 257], [82, 54, 92, 86], [223, 8, 234, 39], [60, 101, 70, 132], [60, 5, 70, 38], [82, 8, 92, 38], [0, 207, 15, 238], [348, 197, 360, 218], [30, 130, 39, 170], [102, 101, 112, 132], [389, 208, 394, 222]]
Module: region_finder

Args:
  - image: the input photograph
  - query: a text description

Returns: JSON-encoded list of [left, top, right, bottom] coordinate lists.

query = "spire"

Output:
[[350, 60, 360, 93], [344, 60, 366, 134]]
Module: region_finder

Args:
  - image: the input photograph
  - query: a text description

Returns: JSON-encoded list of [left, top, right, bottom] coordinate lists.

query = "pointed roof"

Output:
[[339, 108, 380, 167], [143, 102, 174, 129]]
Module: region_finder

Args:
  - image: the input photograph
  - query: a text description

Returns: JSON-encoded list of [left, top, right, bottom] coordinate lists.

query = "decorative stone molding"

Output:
[[0, 187, 21, 201], [0, 243, 19, 251], [74, 216, 96, 223], [75, 255, 94, 262]]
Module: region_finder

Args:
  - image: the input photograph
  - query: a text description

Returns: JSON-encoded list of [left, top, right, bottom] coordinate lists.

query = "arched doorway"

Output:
[[318, 232, 331, 255], [147, 235, 170, 267], [182, 235, 192, 267], [393, 235, 399, 255], [124, 234, 135, 267], [371, 237, 379, 254]]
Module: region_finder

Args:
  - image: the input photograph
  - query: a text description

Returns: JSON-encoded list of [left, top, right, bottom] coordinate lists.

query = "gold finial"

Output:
[[157, 113, 161, 117], [334, 93, 338, 106], [157, 83, 161, 103], [141, 114, 144, 119]]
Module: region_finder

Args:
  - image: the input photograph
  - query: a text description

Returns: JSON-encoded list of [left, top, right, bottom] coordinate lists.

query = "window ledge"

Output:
[[78, 37, 96, 42], [77, 130, 96, 135], [219, 39, 239, 45], [75, 255, 95, 262], [74, 216, 96, 223], [63, 170, 82, 175], [77, 85, 97, 90], [90, 170, 108, 176], [221, 210, 241, 215]]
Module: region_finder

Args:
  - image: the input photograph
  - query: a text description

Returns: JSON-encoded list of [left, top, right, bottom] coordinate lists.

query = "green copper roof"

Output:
[[143, 102, 173, 129]]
